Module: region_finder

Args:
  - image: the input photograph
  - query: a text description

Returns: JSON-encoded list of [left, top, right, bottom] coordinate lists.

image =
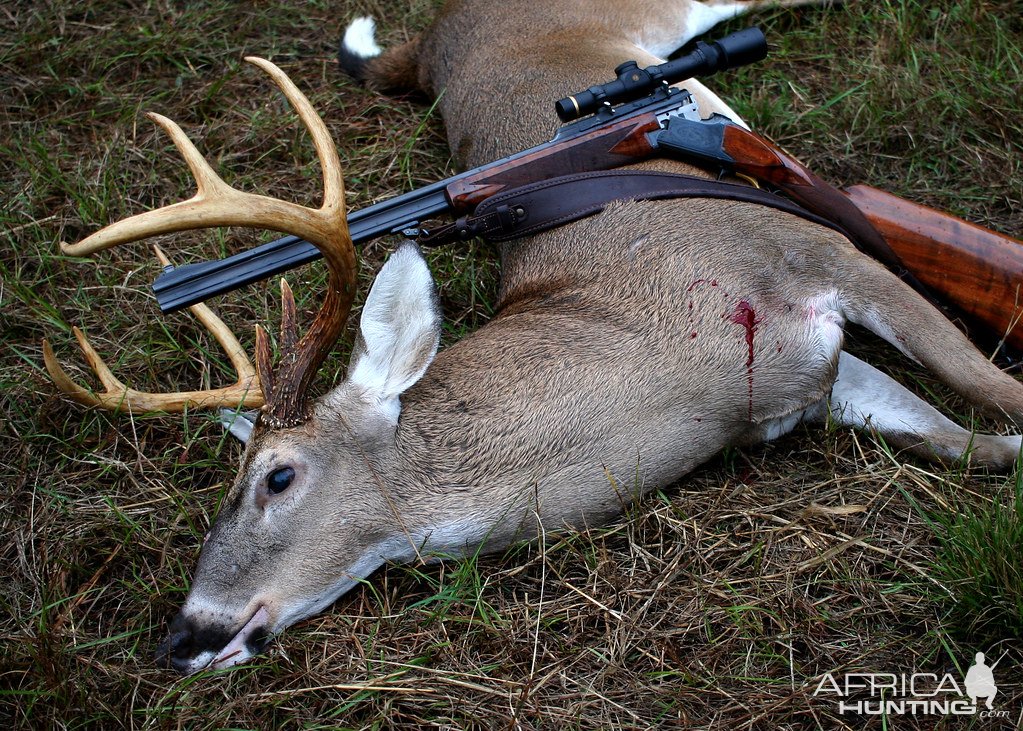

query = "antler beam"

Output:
[[43, 247, 263, 412], [47, 58, 358, 426]]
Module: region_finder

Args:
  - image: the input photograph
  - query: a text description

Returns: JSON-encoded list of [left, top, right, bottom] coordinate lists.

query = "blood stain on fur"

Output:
[[730, 299, 758, 421], [686, 278, 719, 293]]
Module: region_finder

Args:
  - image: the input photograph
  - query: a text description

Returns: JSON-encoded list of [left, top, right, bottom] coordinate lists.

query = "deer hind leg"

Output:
[[630, 0, 830, 59], [739, 285, 1020, 467], [821, 352, 1022, 467], [839, 256, 1023, 434], [752, 352, 1021, 468]]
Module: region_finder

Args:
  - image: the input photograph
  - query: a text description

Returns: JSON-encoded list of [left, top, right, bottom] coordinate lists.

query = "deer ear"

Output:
[[219, 408, 258, 444], [347, 243, 441, 422]]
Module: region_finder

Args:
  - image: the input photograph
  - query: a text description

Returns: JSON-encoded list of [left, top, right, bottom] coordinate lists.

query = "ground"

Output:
[[2, 1, 1022, 729]]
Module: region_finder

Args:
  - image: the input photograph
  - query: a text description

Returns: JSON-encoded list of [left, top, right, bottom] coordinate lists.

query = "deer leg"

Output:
[[613, 2, 754, 126], [628, 0, 828, 59], [748, 351, 1022, 467], [629, 1, 751, 59], [814, 352, 1022, 467]]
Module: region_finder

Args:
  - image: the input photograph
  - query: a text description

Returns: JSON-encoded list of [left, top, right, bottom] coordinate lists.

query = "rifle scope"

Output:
[[554, 26, 767, 122]]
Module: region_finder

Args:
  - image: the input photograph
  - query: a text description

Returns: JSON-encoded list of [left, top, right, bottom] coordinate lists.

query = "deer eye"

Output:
[[266, 466, 295, 495]]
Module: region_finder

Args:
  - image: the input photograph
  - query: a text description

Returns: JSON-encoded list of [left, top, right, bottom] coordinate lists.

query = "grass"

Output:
[[921, 470, 1023, 641], [1, 0, 1022, 729]]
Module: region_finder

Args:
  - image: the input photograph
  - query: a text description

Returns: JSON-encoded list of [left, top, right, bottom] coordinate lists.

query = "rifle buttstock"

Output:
[[845, 184, 1023, 351]]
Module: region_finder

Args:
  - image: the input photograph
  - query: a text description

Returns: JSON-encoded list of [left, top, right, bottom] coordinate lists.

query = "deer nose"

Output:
[[155, 628, 192, 674], [155, 612, 199, 674], [155, 611, 232, 675]]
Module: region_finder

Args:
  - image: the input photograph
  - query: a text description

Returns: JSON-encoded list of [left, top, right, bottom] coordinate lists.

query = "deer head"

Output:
[[44, 58, 441, 674]]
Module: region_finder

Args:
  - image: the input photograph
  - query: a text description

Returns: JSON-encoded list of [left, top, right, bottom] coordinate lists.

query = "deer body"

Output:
[[47, 0, 1023, 675]]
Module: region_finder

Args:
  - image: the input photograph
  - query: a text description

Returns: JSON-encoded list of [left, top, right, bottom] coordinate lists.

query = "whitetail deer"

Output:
[[46, 0, 1022, 675]]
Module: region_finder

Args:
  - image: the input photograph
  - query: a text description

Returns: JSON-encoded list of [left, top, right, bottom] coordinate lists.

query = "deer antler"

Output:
[[49, 57, 357, 426], [43, 247, 263, 412]]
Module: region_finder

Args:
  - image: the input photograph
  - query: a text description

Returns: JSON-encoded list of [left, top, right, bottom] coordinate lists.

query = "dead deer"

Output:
[[45, 0, 1023, 676]]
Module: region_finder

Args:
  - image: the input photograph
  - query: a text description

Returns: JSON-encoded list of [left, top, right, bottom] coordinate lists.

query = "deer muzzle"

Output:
[[155, 605, 271, 675]]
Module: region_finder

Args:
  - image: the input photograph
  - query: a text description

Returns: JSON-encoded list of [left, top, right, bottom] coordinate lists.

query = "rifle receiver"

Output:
[[554, 26, 767, 122]]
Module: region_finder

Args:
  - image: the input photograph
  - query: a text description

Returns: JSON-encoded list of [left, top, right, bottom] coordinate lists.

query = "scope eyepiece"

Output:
[[554, 26, 767, 122]]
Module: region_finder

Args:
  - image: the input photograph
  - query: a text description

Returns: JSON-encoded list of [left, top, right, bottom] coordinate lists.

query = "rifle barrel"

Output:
[[152, 90, 690, 313], [153, 183, 451, 313]]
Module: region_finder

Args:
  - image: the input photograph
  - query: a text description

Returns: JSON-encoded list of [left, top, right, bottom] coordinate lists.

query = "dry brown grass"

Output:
[[2, 1, 1021, 729]]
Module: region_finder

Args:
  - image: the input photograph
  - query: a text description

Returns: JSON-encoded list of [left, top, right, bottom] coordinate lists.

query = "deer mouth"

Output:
[[209, 605, 272, 670], [156, 604, 273, 675]]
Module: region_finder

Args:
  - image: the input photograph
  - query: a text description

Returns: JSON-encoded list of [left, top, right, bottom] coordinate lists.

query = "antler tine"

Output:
[[52, 57, 356, 427], [151, 246, 259, 385], [43, 247, 263, 412], [242, 57, 346, 226], [61, 107, 337, 258], [43, 327, 130, 408], [279, 278, 299, 354], [241, 57, 357, 428], [62, 58, 349, 261]]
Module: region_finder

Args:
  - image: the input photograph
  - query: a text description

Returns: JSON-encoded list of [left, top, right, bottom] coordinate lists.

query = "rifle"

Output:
[[147, 27, 1023, 350], [846, 185, 1023, 352]]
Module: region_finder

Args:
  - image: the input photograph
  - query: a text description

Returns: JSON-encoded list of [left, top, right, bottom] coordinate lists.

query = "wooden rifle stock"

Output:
[[718, 126, 1023, 351], [844, 185, 1023, 351], [719, 125, 913, 277], [444, 116, 661, 209]]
